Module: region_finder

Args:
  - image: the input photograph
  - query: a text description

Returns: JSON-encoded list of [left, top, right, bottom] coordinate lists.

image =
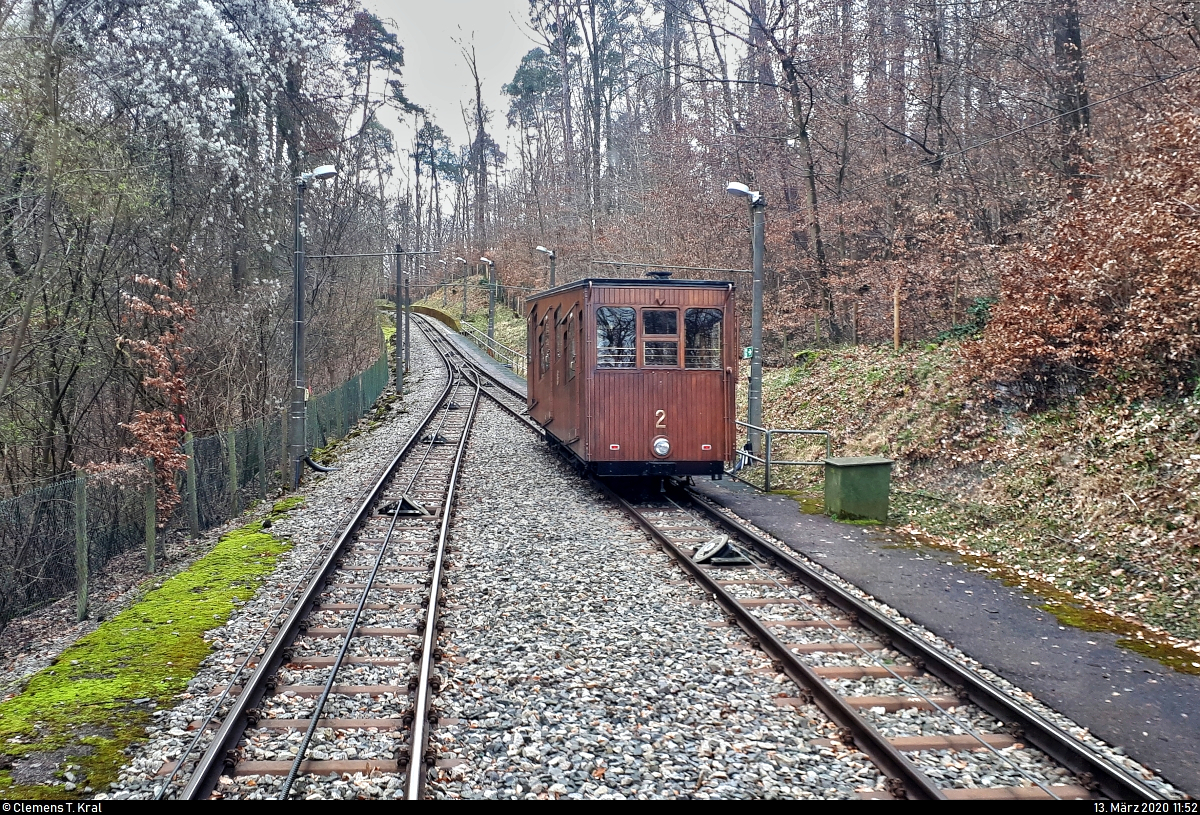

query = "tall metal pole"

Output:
[[288, 178, 308, 488], [404, 274, 411, 374], [486, 261, 496, 341], [462, 266, 469, 320], [400, 242, 410, 396], [749, 198, 766, 457], [549, 253, 556, 288]]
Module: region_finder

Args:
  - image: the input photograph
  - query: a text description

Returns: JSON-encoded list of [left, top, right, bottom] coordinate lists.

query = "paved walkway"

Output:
[[422, 316, 528, 396], [691, 478, 1200, 797]]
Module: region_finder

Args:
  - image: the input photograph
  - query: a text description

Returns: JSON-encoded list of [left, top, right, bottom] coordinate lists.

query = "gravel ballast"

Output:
[[427, 402, 874, 800]]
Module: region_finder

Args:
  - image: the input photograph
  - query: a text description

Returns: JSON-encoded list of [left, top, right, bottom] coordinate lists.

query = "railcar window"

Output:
[[644, 341, 679, 366], [566, 313, 576, 380], [554, 306, 562, 359], [596, 307, 636, 368], [642, 309, 677, 335], [540, 315, 551, 375], [685, 308, 723, 369], [528, 307, 536, 376], [642, 309, 678, 367]]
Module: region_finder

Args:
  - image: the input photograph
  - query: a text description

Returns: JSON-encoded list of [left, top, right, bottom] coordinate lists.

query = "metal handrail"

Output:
[[460, 321, 527, 378], [733, 420, 831, 492]]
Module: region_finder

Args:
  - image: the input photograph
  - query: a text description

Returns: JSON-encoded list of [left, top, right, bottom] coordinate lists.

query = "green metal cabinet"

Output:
[[824, 456, 893, 522]]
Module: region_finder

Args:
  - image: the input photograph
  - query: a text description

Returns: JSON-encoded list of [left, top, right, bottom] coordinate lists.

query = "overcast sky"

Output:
[[363, 0, 536, 161]]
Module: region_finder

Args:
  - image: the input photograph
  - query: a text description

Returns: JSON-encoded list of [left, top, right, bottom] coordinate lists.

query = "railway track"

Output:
[[602, 488, 1165, 801], [155, 324, 478, 800], [425, 317, 1162, 802]]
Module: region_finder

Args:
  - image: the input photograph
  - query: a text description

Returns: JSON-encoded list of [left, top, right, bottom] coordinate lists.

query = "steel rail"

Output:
[[403, 365, 481, 800], [683, 487, 1161, 802], [654, 493, 1062, 798], [279, 374, 473, 799], [174, 330, 456, 800], [591, 479, 946, 801], [417, 316, 527, 398], [407, 351, 941, 799]]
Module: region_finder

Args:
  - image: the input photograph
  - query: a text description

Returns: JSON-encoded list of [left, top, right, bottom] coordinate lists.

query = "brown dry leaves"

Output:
[[107, 248, 195, 518], [970, 101, 1200, 404]]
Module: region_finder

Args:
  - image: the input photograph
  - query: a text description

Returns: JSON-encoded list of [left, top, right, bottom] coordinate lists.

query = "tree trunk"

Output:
[[1052, 0, 1090, 192]]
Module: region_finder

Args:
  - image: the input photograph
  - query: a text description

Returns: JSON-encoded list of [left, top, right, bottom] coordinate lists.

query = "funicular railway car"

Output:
[[526, 274, 737, 477]]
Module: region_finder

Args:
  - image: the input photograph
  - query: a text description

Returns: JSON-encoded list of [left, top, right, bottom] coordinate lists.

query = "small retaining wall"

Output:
[[411, 305, 460, 333]]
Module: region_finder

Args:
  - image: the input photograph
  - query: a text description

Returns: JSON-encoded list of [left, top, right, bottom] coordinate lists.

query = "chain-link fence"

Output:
[[0, 350, 391, 632]]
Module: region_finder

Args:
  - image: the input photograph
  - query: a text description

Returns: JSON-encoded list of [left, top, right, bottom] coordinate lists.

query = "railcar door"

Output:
[[557, 303, 581, 444]]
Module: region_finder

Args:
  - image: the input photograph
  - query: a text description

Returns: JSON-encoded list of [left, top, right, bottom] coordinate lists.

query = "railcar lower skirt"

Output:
[[593, 460, 723, 477]]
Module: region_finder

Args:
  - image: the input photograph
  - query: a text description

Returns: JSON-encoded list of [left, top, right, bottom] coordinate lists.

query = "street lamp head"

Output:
[[480, 257, 494, 266], [298, 165, 338, 185], [536, 245, 554, 257], [726, 180, 763, 206], [438, 259, 447, 265], [454, 256, 467, 264]]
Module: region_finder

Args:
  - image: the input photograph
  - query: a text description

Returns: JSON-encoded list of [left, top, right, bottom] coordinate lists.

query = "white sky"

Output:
[[363, 0, 536, 164]]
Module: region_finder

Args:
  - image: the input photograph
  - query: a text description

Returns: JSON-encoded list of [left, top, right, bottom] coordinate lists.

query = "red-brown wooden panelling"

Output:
[[527, 279, 737, 467]]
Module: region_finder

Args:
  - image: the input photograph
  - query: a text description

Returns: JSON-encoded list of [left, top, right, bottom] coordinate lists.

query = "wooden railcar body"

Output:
[[526, 277, 737, 476]]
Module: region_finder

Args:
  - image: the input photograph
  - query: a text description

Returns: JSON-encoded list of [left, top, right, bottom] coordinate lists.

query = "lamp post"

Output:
[[289, 164, 337, 489], [480, 257, 496, 340], [536, 245, 556, 288], [726, 181, 765, 458], [404, 270, 411, 375], [438, 259, 448, 306], [400, 242, 410, 396], [455, 256, 468, 320]]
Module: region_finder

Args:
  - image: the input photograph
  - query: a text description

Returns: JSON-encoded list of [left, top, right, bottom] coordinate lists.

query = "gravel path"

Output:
[[97, 327, 447, 800], [427, 403, 875, 800]]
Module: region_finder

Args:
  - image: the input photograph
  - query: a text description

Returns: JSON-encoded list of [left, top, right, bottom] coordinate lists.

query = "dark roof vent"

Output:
[[645, 270, 672, 280]]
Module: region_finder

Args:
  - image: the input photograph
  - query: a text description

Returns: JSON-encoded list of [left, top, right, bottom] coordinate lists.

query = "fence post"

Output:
[[281, 407, 289, 490], [764, 431, 773, 493], [256, 419, 268, 498], [893, 283, 901, 350], [184, 431, 199, 538], [227, 427, 239, 516], [75, 470, 88, 621], [145, 457, 156, 573]]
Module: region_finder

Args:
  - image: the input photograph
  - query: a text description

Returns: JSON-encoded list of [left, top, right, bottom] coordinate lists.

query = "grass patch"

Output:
[[0, 517, 294, 798], [270, 496, 304, 514], [1039, 600, 1200, 676], [380, 311, 396, 344], [768, 489, 826, 516]]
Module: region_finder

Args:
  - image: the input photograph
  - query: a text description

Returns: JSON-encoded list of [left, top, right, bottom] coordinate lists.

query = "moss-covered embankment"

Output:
[[0, 499, 301, 799]]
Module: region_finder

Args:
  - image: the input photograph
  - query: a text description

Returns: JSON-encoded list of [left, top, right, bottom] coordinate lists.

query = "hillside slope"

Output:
[[745, 342, 1199, 668]]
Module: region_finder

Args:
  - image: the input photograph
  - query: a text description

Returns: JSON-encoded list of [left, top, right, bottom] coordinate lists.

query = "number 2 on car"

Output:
[[655, 409, 666, 429]]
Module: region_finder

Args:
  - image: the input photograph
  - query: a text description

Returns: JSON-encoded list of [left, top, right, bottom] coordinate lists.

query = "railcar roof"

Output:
[[527, 277, 734, 300]]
